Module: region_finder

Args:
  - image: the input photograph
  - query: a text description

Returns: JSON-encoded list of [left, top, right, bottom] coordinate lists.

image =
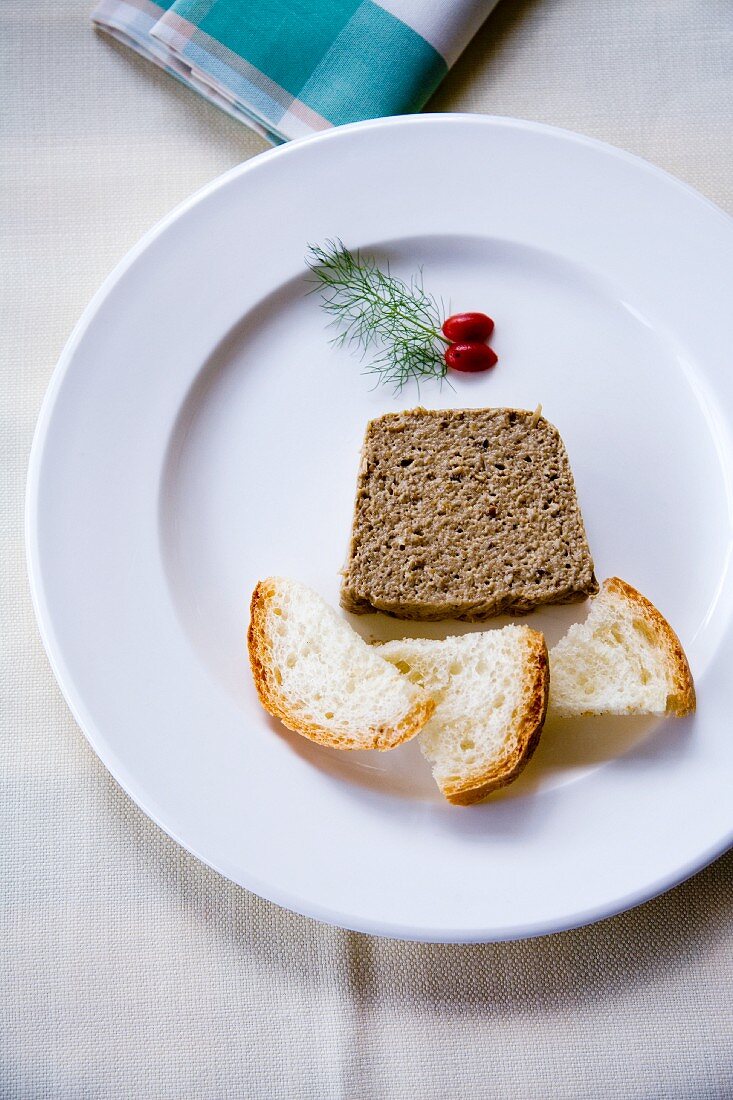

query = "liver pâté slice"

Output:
[[340, 407, 598, 622]]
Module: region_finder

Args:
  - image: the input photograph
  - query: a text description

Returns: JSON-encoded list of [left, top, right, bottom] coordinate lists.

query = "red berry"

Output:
[[445, 342, 498, 373], [442, 312, 494, 343]]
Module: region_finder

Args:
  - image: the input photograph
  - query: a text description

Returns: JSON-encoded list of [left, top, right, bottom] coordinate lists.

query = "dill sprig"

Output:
[[306, 240, 450, 393]]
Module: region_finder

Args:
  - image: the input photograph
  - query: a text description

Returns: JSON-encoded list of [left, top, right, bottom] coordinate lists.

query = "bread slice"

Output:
[[549, 577, 695, 718], [379, 627, 549, 804], [248, 577, 435, 750], [341, 407, 597, 621]]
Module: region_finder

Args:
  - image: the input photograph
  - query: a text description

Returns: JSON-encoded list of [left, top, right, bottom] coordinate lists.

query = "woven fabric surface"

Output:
[[2, 0, 732, 1096]]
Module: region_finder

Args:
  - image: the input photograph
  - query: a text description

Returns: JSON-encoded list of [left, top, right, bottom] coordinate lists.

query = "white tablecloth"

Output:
[[3, 1, 732, 1095]]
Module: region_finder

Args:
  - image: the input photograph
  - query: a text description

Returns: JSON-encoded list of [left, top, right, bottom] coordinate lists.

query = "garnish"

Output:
[[442, 311, 494, 343], [306, 241, 498, 391], [445, 343, 498, 373]]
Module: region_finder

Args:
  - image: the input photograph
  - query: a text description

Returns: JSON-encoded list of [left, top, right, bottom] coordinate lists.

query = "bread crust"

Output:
[[442, 628, 550, 805], [604, 577, 696, 717], [247, 579, 435, 751]]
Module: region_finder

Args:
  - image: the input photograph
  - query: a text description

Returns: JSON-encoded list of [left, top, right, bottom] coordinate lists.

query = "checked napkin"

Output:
[[92, 0, 496, 143]]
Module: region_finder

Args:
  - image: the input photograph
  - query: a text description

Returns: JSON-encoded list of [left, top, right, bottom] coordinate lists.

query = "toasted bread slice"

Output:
[[549, 577, 695, 718], [379, 627, 549, 804], [248, 577, 435, 750]]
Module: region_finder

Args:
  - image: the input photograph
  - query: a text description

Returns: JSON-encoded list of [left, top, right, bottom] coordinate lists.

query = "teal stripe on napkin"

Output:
[[195, 0, 365, 97], [293, 4, 447, 126]]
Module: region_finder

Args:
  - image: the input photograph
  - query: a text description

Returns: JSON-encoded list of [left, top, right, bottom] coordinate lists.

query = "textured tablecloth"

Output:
[[2, 1, 732, 1096]]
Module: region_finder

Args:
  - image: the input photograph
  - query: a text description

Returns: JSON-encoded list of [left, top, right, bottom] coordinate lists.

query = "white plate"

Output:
[[27, 116, 733, 941]]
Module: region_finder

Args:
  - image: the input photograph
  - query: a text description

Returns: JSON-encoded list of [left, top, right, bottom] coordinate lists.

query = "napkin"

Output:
[[92, 0, 497, 143]]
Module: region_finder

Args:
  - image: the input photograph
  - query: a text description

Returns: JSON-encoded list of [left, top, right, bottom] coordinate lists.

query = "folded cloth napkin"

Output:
[[92, 0, 496, 143]]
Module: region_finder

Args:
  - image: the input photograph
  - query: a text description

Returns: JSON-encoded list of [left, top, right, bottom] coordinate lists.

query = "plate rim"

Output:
[[26, 113, 733, 942]]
